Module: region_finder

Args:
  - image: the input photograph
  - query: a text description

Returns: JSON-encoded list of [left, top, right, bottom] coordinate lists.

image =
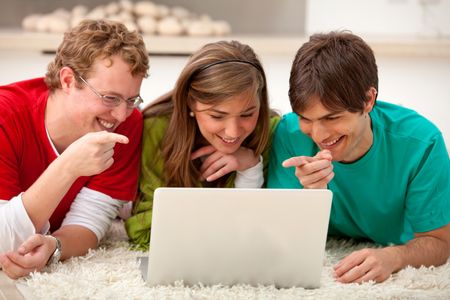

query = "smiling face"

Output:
[[47, 55, 144, 151], [67, 55, 143, 134], [192, 92, 260, 154], [298, 96, 374, 163]]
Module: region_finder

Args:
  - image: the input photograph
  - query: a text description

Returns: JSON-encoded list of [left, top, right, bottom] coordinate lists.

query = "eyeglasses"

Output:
[[78, 76, 143, 109]]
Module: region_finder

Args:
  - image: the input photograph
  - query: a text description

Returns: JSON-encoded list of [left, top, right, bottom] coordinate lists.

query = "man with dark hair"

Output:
[[268, 31, 449, 283], [0, 20, 149, 279]]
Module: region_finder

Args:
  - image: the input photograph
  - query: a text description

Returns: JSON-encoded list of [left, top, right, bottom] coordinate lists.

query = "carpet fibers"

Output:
[[18, 221, 450, 300]]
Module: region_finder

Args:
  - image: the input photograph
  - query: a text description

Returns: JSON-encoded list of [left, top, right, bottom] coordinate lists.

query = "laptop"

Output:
[[145, 188, 332, 288]]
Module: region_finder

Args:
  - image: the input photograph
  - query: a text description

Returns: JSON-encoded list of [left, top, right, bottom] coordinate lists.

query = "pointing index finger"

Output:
[[282, 156, 313, 168], [96, 131, 129, 145]]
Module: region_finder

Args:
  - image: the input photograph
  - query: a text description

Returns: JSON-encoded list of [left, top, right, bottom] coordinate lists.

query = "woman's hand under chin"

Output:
[[191, 145, 259, 182]]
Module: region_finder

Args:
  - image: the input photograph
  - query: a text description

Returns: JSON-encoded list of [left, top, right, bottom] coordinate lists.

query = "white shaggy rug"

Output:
[[16, 220, 450, 300]]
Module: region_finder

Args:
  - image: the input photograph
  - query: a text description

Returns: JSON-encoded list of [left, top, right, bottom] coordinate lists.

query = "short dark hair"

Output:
[[289, 31, 378, 113]]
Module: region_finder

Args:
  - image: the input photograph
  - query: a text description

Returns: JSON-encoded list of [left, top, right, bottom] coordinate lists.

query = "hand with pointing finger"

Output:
[[60, 131, 129, 178], [282, 149, 334, 189]]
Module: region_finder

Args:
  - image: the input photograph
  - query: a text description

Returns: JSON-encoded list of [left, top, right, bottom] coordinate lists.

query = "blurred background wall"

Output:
[[0, 0, 306, 34], [306, 0, 450, 38], [0, 0, 448, 145], [3, 0, 449, 37]]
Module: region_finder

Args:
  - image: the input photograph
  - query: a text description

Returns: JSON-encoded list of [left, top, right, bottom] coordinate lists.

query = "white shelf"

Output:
[[1, 29, 450, 57]]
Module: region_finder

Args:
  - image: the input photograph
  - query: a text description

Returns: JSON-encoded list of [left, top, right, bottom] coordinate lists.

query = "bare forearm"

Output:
[[390, 235, 450, 272], [53, 225, 98, 260], [22, 157, 77, 231], [334, 225, 450, 284]]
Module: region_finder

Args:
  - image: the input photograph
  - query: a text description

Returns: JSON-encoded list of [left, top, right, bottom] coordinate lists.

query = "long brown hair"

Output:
[[142, 40, 271, 187]]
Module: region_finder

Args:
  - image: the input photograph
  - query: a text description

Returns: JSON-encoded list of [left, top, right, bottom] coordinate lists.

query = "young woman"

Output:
[[125, 40, 280, 249]]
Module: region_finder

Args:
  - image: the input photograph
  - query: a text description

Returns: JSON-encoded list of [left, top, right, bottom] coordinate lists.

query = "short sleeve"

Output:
[[405, 133, 450, 233], [0, 121, 22, 200]]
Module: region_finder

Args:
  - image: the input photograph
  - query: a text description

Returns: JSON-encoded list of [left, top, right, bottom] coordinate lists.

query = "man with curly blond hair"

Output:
[[0, 20, 149, 279]]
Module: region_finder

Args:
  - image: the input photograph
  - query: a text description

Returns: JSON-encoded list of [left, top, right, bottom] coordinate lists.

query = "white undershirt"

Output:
[[234, 155, 264, 188], [0, 129, 123, 253]]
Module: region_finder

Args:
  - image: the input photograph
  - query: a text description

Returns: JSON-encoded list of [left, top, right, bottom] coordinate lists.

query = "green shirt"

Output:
[[267, 101, 449, 245], [126, 114, 280, 249]]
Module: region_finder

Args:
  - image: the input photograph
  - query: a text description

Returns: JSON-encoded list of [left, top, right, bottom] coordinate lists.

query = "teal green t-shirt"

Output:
[[267, 101, 450, 245]]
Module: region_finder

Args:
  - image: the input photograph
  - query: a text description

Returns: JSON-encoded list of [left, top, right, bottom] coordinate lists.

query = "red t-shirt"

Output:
[[0, 78, 142, 231]]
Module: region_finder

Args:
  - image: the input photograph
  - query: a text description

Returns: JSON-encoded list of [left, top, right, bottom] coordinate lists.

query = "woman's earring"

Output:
[[189, 111, 195, 117]]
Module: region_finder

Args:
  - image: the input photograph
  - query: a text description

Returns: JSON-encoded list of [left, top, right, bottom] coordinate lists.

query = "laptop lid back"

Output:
[[147, 188, 332, 288]]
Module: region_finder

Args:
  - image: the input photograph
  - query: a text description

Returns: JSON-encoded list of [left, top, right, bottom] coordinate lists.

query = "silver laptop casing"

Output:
[[147, 188, 332, 288]]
